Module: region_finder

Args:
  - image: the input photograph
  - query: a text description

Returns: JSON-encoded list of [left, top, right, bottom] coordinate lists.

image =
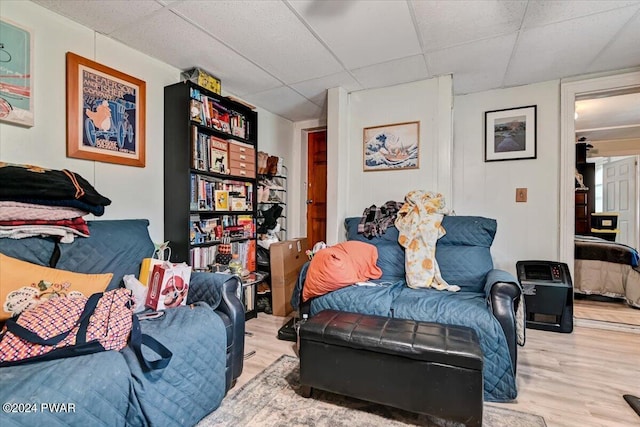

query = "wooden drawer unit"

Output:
[[229, 150, 255, 164], [575, 190, 590, 235], [228, 140, 255, 156], [228, 140, 255, 178], [228, 166, 255, 178]]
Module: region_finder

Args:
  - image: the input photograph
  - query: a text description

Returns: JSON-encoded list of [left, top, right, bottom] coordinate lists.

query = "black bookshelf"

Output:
[[164, 81, 258, 288]]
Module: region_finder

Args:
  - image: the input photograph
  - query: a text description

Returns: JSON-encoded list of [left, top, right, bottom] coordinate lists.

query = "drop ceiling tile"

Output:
[[242, 86, 322, 122], [588, 11, 640, 73], [427, 33, 517, 94], [523, 1, 640, 28], [32, 0, 164, 34], [290, 72, 362, 106], [112, 9, 281, 95], [289, 0, 421, 69], [351, 55, 429, 90], [171, 1, 342, 84], [504, 8, 633, 87], [412, 0, 527, 51]]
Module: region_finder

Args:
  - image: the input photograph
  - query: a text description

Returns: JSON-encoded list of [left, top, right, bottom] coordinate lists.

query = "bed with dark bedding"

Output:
[[574, 235, 640, 308]]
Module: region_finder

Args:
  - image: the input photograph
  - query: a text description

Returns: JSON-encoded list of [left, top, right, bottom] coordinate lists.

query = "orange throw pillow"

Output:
[[0, 253, 113, 321], [302, 241, 382, 301]]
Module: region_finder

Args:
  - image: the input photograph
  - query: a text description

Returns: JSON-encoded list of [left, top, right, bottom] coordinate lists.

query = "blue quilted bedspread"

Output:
[[0, 303, 227, 427], [310, 282, 517, 402]]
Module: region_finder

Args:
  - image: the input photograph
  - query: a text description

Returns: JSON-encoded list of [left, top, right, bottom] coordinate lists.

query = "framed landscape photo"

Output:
[[66, 52, 146, 167], [363, 121, 420, 171], [0, 19, 34, 127], [485, 105, 536, 162]]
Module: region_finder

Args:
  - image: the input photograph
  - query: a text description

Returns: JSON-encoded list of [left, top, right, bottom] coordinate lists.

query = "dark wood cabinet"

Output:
[[575, 190, 590, 235], [575, 162, 595, 236]]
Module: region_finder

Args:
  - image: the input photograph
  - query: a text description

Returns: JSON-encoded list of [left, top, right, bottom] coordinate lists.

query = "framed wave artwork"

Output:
[[363, 121, 420, 172]]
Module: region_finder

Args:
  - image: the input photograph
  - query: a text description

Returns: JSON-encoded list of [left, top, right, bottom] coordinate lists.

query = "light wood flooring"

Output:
[[574, 296, 640, 327], [238, 314, 640, 427]]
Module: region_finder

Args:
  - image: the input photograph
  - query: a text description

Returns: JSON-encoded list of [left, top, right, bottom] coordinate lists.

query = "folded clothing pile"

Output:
[[0, 163, 111, 243]]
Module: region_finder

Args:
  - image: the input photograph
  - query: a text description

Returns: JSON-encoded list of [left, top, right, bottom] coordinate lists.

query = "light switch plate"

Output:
[[516, 188, 527, 202]]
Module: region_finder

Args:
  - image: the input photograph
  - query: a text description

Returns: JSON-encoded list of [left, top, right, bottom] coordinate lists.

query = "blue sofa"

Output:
[[0, 220, 244, 426], [294, 216, 523, 402]]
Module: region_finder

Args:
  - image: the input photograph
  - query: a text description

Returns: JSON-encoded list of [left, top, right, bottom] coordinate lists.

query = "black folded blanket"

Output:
[[0, 163, 111, 207], [575, 235, 639, 268]]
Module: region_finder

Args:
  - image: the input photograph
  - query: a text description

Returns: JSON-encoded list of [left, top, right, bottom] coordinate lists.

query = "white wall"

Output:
[[323, 77, 560, 274], [453, 80, 561, 274], [255, 106, 295, 239], [1, 1, 293, 244], [320, 76, 452, 245], [344, 77, 453, 216], [0, 1, 178, 242], [256, 107, 294, 159]]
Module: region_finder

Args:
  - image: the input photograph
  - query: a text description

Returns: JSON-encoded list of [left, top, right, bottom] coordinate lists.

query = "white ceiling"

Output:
[[32, 0, 640, 123], [576, 91, 640, 138]]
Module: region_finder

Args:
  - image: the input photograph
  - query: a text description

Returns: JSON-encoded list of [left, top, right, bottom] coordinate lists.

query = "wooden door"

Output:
[[306, 130, 327, 246], [603, 156, 638, 248]]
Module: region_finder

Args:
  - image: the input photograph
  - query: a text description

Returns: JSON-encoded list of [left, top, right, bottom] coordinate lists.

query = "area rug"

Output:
[[199, 355, 546, 427]]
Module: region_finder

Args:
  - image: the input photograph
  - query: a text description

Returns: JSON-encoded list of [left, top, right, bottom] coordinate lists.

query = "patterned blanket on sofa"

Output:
[[0, 304, 227, 427]]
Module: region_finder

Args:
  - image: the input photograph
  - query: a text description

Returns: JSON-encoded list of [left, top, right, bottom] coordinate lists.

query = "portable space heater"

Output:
[[516, 260, 573, 333]]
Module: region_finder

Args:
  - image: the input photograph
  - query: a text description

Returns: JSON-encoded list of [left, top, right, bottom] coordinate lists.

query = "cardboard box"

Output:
[[181, 67, 221, 95], [269, 238, 308, 317]]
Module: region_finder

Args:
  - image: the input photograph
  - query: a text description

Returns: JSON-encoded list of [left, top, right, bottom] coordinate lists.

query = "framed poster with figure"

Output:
[[66, 52, 146, 167], [363, 121, 420, 172], [0, 19, 34, 127], [485, 105, 536, 162]]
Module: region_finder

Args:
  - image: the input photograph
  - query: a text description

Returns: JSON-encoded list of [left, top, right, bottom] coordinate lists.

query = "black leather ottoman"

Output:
[[298, 310, 484, 426]]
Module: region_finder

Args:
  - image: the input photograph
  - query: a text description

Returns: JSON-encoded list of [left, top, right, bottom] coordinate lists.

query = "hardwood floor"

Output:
[[574, 296, 640, 327], [238, 314, 640, 427]]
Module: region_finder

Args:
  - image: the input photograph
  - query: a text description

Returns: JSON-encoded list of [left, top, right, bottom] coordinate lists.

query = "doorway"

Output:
[[306, 130, 327, 247], [563, 73, 640, 327]]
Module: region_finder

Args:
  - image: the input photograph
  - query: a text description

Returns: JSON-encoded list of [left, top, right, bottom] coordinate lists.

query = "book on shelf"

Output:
[[209, 136, 228, 174], [189, 238, 256, 273], [190, 99, 203, 124], [230, 113, 246, 139], [246, 239, 256, 272], [214, 190, 229, 211], [190, 216, 221, 244], [190, 174, 198, 211], [190, 92, 253, 142], [191, 175, 254, 212], [230, 197, 247, 211]]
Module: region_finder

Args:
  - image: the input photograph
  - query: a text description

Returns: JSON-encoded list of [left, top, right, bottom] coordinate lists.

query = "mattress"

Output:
[[574, 236, 640, 308]]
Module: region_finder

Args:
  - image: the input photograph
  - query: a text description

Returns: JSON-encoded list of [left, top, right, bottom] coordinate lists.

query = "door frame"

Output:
[[306, 128, 327, 244], [559, 70, 640, 272], [298, 125, 327, 239]]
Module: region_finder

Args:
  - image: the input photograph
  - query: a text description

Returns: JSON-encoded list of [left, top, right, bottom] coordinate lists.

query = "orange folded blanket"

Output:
[[303, 241, 382, 301]]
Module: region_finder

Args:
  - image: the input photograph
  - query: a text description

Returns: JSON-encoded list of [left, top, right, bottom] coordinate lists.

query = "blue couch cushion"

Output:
[[0, 235, 56, 267], [56, 219, 155, 290], [0, 220, 154, 291], [121, 302, 227, 426], [437, 216, 496, 292], [344, 217, 404, 281], [345, 215, 496, 292], [0, 350, 131, 426]]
